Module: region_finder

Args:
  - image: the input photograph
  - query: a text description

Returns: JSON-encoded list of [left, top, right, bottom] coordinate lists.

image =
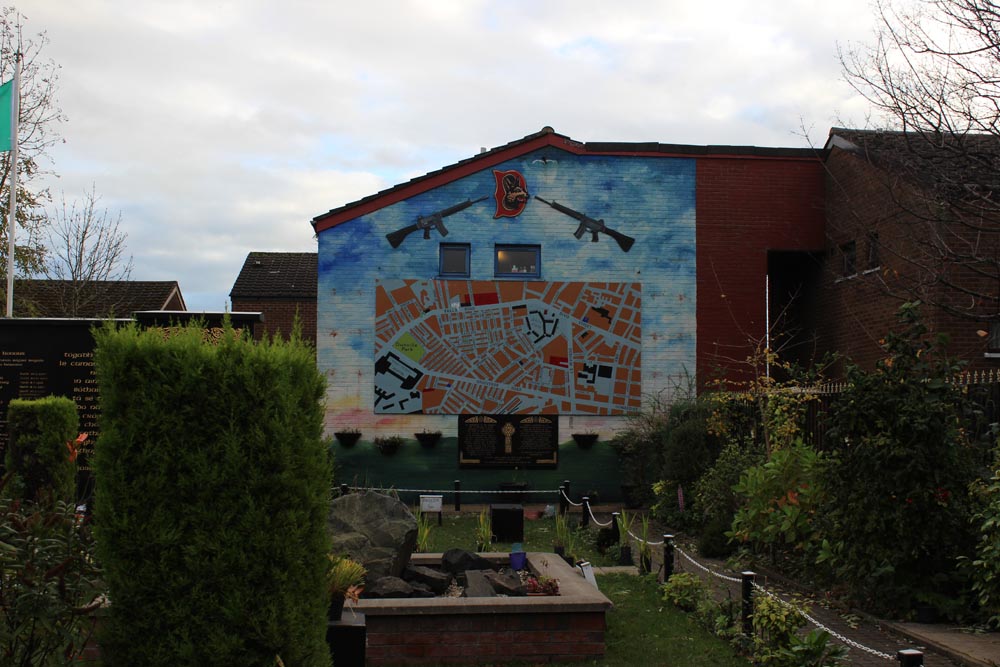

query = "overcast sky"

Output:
[[15, 0, 880, 311]]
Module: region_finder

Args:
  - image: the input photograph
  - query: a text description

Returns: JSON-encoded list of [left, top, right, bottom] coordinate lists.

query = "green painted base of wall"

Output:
[[331, 437, 625, 505]]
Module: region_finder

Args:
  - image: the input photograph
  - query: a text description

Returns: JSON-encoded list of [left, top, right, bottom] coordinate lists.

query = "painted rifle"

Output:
[[534, 196, 635, 252], [385, 197, 488, 248]]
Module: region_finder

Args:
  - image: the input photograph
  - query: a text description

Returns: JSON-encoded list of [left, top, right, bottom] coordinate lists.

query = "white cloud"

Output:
[[16, 0, 882, 309]]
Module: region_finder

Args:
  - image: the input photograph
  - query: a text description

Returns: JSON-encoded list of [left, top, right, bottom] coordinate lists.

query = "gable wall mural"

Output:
[[317, 148, 696, 437]]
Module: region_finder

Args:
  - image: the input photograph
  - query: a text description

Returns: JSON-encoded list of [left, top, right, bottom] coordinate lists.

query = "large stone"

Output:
[[441, 548, 495, 575], [462, 570, 497, 598], [363, 576, 416, 599], [328, 491, 418, 580], [483, 570, 526, 596], [403, 564, 453, 594]]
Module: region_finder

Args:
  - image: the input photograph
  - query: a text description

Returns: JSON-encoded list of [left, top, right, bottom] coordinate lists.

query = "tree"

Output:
[[0, 8, 65, 304], [39, 186, 133, 317], [837, 0, 1000, 324]]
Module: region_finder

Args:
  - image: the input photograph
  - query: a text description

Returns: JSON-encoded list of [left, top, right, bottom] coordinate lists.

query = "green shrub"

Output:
[[661, 572, 708, 611], [729, 440, 827, 559], [819, 303, 981, 615], [750, 593, 806, 665], [92, 322, 331, 667], [5, 396, 78, 502], [0, 480, 102, 665], [967, 443, 1000, 627], [611, 394, 671, 508]]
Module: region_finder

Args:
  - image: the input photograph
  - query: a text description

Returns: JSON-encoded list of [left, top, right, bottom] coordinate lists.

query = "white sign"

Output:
[[420, 495, 443, 512], [577, 561, 598, 589]]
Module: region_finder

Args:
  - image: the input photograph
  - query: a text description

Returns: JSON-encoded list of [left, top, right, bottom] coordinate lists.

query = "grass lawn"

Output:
[[420, 512, 619, 566], [415, 513, 750, 666]]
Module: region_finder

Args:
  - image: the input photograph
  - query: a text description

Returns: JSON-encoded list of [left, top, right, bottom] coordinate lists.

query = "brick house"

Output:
[[229, 252, 317, 344], [818, 128, 1000, 372]]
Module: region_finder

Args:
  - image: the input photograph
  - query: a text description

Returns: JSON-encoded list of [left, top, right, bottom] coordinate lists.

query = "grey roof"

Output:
[[230, 252, 317, 300], [12, 279, 185, 318]]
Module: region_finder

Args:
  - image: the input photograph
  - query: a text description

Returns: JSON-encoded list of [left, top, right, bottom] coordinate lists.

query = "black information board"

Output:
[[458, 414, 558, 469], [0, 319, 112, 497]]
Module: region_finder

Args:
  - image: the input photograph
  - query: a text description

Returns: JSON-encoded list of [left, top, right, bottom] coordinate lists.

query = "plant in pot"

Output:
[[373, 435, 403, 456], [326, 555, 366, 622], [334, 427, 362, 447], [475, 508, 493, 552], [571, 430, 599, 448], [553, 513, 570, 560], [414, 429, 442, 447], [616, 510, 635, 566], [637, 514, 653, 574]]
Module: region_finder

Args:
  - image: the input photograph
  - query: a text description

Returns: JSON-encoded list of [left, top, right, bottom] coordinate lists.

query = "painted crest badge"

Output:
[[493, 169, 529, 218]]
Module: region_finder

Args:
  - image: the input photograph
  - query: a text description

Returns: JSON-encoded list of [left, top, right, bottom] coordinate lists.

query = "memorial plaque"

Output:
[[458, 414, 558, 469], [0, 319, 113, 497]]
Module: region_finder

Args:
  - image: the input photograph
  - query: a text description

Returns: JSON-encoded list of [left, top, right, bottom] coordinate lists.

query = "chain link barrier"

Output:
[[560, 488, 583, 507], [345, 486, 562, 495], [625, 528, 664, 546], [586, 502, 614, 527], [674, 546, 895, 660], [751, 582, 895, 661]]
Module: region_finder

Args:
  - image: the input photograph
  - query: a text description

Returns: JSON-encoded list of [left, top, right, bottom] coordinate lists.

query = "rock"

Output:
[[403, 564, 453, 594], [483, 570, 526, 596], [408, 581, 436, 598], [441, 548, 495, 575], [463, 570, 497, 598], [328, 491, 418, 580], [363, 576, 415, 599]]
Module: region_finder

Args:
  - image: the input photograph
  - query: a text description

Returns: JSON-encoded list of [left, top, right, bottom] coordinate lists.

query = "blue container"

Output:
[[510, 543, 526, 570]]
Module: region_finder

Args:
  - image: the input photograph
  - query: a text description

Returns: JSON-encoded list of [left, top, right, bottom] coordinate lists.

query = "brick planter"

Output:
[[353, 552, 612, 665]]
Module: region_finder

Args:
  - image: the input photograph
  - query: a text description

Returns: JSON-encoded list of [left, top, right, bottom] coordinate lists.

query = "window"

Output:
[[990, 322, 1000, 353], [495, 244, 540, 278], [866, 232, 880, 270], [840, 240, 857, 277], [439, 243, 470, 278]]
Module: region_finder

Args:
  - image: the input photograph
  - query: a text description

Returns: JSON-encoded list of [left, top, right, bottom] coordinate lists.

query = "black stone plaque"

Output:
[[0, 319, 114, 499], [458, 414, 558, 469]]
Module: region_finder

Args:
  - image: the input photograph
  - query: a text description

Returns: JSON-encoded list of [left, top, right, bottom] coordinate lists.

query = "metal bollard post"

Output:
[[559, 485, 568, 516], [611, 512, 621, 544], [581, 496, 590, 528], [897, 649, 924, 666], [563, 480, 571, 505], [340, 483, 349, 497], [741, 571, 756, 638], [454, 480, 461, 512], [663, 534, 674, 581]]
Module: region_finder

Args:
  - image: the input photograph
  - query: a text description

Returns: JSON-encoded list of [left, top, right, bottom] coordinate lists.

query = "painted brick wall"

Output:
[[318, 149, 697, 442], [230, 297, 317, 345], [696, 157, 826, 384]]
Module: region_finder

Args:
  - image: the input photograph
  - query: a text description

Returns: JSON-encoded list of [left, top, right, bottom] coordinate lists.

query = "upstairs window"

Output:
[[989, 321, 1000, 353], [439, 243, 470, 278], [495, 244, 540, 279], [840, 240, 857, 277], [866, 232, 880, 271]]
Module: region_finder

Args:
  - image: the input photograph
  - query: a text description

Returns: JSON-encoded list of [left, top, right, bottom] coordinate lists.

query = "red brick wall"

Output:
[[230, 298, 317, 345], [365, 611, 606, 665], [696, 158, 826, 385], [817, 148, 1000, 373]]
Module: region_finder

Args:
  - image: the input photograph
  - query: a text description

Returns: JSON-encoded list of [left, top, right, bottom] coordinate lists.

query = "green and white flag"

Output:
[[0, 79, 13, 152]]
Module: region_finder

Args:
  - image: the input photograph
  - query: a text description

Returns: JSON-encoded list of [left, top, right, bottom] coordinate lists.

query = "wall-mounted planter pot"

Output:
[[334, 431, 361, 447], [571, 433, 599, 448], [374, 436, 403, 456], [415, 431, 441, 447]]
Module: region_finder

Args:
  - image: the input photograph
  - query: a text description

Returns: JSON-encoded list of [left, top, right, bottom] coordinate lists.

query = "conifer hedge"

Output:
[[5, 396, 78, 502], [92, 322, 331, 667]]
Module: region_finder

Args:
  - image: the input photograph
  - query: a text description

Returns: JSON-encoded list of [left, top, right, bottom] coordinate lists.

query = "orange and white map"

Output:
[[374, 279, 642, 415]]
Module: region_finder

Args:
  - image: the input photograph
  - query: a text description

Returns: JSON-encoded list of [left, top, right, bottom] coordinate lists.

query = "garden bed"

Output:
[[349, 552, 612, 665]]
